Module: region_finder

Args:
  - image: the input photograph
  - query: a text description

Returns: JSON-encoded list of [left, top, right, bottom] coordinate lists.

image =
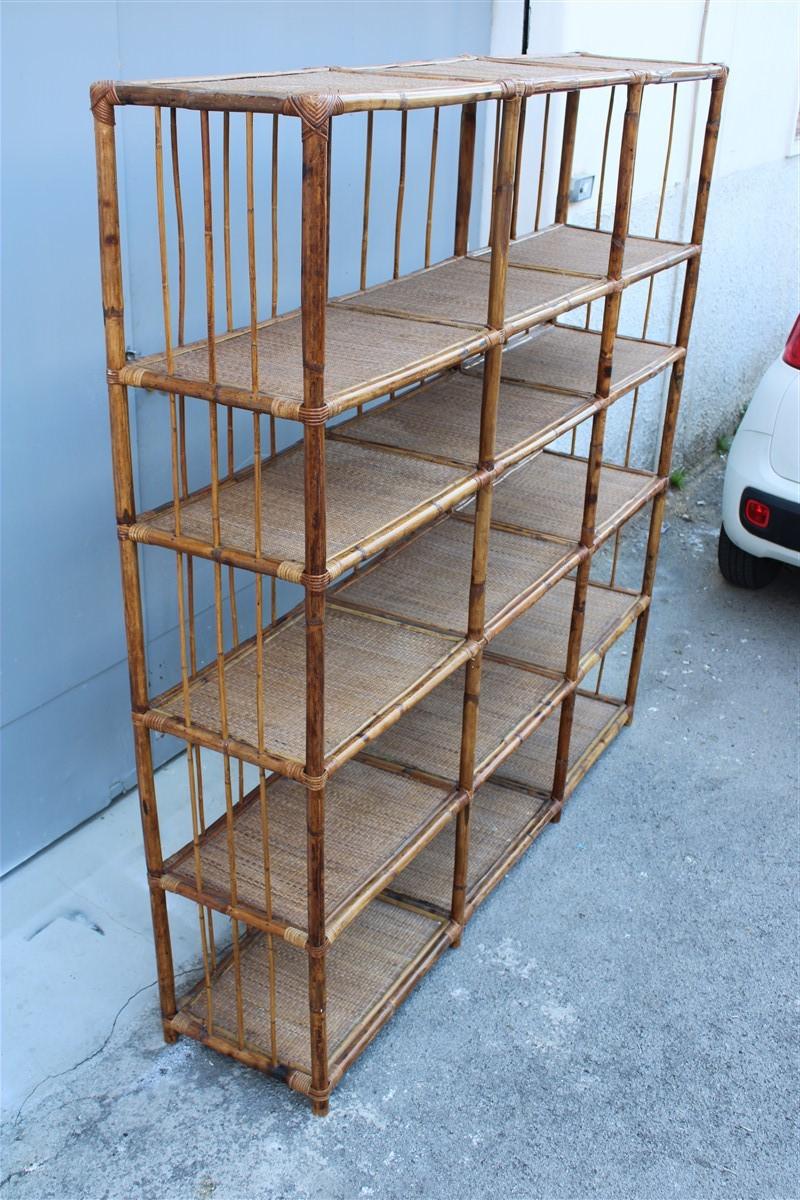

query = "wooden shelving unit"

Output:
[[92, 51, 726, 1115]]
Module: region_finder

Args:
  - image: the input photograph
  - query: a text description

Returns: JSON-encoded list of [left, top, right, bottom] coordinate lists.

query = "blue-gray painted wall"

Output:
[[0, 0, 496, 872]]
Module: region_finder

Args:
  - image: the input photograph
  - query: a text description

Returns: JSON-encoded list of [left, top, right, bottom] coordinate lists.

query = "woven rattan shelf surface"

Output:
[[131, 437, 470, 578], [119, 227, 688, 419], [391, 783, 552, 913], [335, 517, 577, 637], [119, 305, 489, 421], [497, 691, 625, 794], [476, 322, 682, 400], [148, 605, 461, 775], [363, 575, 635, 786], [473, 451, 660, 543], [488, 579, 641, 674], [162, 759, 458, 937], [389, 692, 624, 912], [366, 658, 562, 786], [382, 53, 724, 87], [330, 370, 587, 471], [335, 517, 640, 671], [114, 54, 724, 115], [176, 898, 446, 1073], [495, 223, 697, 284], [336, 254, 602, 332]]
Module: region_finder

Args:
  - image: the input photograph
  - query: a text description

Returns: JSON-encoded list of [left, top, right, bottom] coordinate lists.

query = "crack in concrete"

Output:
[[10, 968, 197, 1129]]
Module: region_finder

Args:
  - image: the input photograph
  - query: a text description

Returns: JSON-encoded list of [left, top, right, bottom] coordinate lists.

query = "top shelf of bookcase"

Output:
[[107, 53, 726, 115]]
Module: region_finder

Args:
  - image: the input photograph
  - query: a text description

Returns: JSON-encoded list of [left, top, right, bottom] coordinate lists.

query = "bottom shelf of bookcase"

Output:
[[170, 896, 454, 1085]]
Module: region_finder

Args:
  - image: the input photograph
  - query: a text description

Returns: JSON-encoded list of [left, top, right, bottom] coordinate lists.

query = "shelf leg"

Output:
[[551, 81, 644, 815], [626, 71, 727, 719], [451, 95, 521, 942], [92, 98, 177, 1034], [299, 103, 332, 1113]]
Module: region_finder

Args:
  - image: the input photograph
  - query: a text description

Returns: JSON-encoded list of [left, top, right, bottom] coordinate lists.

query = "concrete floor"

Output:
[[1, 459, 798, 1200]]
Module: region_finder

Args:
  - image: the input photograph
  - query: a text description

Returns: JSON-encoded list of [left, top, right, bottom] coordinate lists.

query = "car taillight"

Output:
[[744, 497, 771, 529], [783, 314, 800, 369]]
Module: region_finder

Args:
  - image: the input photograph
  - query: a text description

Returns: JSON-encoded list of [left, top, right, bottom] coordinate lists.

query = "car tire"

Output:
[[718, 525, 780, 588]]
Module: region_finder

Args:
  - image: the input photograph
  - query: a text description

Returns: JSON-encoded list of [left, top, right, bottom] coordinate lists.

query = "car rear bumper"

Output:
[[738, 486, 800, 552], [722, 430, 800, 567]]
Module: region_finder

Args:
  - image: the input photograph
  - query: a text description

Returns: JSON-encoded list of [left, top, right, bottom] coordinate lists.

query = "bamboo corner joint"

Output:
[[92, 52, 727, 1116]]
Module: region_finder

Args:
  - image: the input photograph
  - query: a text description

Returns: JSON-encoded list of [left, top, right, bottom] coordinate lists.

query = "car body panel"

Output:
[[738, 357, 797, 436], [770, 381, 800, 482]]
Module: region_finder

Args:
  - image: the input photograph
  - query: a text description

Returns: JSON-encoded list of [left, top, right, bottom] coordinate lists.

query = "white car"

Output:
[[719, 314, 800, 587]]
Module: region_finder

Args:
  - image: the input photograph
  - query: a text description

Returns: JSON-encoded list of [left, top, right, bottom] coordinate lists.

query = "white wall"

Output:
[[487, 0, 800, 468]]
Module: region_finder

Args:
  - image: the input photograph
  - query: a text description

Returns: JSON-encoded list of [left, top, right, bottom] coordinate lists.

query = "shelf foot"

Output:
[[311, 1097, 330, 1118], [162, 1020, 179, 1045]]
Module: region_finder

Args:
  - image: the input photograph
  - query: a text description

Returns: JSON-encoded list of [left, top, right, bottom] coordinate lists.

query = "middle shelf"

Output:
[[143, 447, 658, 779], [126, 320, 678, 580], [159, 667, 630, 945], [161, 758, 465, 941], [118, 222, 693, 419]]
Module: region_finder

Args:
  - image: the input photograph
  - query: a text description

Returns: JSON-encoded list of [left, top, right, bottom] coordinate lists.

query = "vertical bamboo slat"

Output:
[[360, 111, 374, 290], [393, 110, 408, 279], [534, 93, 550, 232], [424, 107, 439, 268], [454, 101, 476, 255], [156, 106, 217, 1016], [555, 90, 580, 224]]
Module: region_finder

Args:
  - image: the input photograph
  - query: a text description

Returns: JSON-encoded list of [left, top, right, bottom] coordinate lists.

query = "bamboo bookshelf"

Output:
[[92, 52, 726, 1115]]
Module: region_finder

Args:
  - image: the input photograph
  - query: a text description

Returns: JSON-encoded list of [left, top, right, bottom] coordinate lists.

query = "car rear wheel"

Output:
[[718, 525, 780, 588]]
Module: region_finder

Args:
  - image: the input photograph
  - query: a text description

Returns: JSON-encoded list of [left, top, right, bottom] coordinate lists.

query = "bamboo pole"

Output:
[[394, 109, 407, 278], [200, 109, 246, 1048], [245, 110, 279, 1065], [534, 93, 551, 232], [299, 102, 332, 1116], [91, 88, 177, 1039], [626, 72, 727, 715], [424, 107, 439, 268], [594, 83, 678, 693], [155, 105, 217, 1022], [550, 81, 644, 811], [453, 102, 476, 255], [555, 90, 580, 223], [360, 111, 373, 291], [451, 93, 521, 942], [510, 97, 526, 240]]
